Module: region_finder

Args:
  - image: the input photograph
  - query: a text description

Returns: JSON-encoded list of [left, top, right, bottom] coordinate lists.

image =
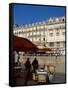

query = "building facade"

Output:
[[13, 16, 65, 55]]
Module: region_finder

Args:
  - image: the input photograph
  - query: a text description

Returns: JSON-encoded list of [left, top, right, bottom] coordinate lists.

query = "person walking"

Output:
[[24, 58, 31, 85], [32, 57, 38, 73], [25, 58, 31, 71]]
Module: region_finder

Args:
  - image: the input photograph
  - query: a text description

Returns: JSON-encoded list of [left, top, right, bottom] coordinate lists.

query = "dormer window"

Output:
[[56, 18, 59, 22], [62, 18, 65, 22], [49, 18, 53, 23]]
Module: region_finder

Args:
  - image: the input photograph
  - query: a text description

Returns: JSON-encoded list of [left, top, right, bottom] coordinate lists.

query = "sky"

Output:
[[13, 3, 66, 25]]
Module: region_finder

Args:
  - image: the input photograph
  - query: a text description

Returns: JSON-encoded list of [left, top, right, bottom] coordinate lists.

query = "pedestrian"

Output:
[[25, 58, 31, 71], [24, 58, 31, 85], [32, 57, 39, 73], [56, 54, 58, 59]]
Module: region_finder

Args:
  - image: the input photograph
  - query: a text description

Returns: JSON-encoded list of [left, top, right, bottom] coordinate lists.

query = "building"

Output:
[[13, 16, 65, 55]]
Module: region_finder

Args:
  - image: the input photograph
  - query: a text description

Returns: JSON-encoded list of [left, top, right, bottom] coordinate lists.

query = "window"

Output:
[[21, 30, 23, 33], [56, 42, 60, 44], [56, 32, 59, 36], [33, 32, 36, 35], [23, 29, 26, 32], [49, 29, 53, 31], [33, 38, 36, 41], [44, 25, 46, 29], [27, 33, 29, 36], [62, 32, 65, 35], [37, 26, 40, 30], [37, 37, 39, 41], [39, 38, 41, 41], [29, 28, 32, 31], [33, 27, 36, 30], [56, 42, 60, 47], [41, 31, 43, 35], [30, 32, 32, 35], [49, 42, 54, 47], [27, 28, 29, 31], [60, 26, 65, 29], [63, 41, 65, 47], [37, 31, 40, 35], [39, 22, 41, 24], [40, 26, 44, 29], [41, 37, 43, 41], [43, 38, 45, 41], [49, 33, 53, 37], [56, 28, 59, 31], [32, 23, 34, 26]]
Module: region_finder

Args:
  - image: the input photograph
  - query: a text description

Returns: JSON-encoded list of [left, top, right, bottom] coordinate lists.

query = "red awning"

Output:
[[13, 36, 51, 52], [13, 36, 37, 52], [36, 45, 51, 52]]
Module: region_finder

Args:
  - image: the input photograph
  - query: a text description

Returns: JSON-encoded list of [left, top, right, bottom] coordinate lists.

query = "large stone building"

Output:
[[13, 16, 65, 55]]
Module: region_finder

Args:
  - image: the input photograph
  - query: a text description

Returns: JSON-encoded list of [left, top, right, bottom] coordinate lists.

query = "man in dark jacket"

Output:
[[25, 58, 31, 71], [32, 57, 38, 73], [24, 58, 31, 85]]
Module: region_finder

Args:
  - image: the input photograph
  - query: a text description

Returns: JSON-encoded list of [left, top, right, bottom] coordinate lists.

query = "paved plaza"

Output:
[[13, 70, 66, 86], [20, 55, 65, 73], [13, 55, 66, 86]]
